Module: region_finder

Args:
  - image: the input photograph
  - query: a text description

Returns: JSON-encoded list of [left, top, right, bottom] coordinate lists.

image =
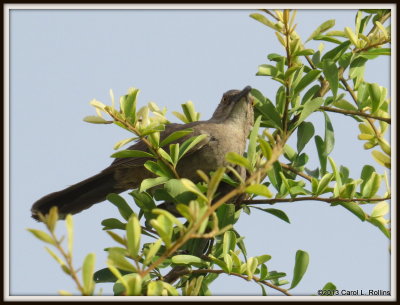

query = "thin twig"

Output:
[[280, 162, 312, 182], [243, 196, 391, 205], [319, 106, 391, 124], [49, 230, 85, 294], [187, 269, 292, 296], [262, 9, 279, 21]]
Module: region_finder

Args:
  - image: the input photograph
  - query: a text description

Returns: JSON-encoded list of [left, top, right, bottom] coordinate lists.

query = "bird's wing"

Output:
[[105, 121, 210, 170]]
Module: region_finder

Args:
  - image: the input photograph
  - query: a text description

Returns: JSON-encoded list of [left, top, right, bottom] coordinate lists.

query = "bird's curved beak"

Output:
[[232, 86, 252, 104]]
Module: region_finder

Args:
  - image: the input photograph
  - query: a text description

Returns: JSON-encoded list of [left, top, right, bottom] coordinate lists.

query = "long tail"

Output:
[[31, 171, 119, 220]]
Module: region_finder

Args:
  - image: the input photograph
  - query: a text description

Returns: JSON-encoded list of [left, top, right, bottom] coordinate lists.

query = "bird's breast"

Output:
[[176, 122, 247, 181]]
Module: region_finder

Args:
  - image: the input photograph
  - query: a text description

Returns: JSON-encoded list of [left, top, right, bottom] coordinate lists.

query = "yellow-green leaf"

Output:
[[27, 229, 55, 246]]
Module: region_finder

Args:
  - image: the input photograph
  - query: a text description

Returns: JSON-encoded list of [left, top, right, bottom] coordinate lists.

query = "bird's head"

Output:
[[211, 86, 254, 132]]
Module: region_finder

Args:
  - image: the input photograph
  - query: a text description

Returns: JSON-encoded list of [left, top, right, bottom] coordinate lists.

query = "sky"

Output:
[[7, 7, 392, 298]]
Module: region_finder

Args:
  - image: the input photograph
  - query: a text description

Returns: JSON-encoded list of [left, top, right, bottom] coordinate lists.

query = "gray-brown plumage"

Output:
[[31, 86, 254, 220]]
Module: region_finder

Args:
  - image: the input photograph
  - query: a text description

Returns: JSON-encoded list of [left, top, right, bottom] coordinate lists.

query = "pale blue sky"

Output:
[[9, 8, 391, 296]]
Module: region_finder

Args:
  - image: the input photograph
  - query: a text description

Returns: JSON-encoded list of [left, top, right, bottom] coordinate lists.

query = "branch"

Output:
[[280, 162, 312, 182], [354, 38, 391, 53], [319, 106, 391, 124], [262, 9, 280, 21], [185, 269, 292, 296], [243, 196, 391, 205]]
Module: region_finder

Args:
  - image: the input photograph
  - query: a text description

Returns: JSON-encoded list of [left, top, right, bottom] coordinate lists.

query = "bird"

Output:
[[31, 86, 254, 220]]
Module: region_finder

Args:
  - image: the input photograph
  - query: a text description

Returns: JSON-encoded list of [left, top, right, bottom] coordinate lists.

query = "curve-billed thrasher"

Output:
[[31, 86, 254, 220]]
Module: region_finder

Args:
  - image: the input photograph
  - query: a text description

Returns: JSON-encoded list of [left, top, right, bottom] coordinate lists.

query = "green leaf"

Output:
[[65, 214, 74, 254], [226, 152, 251, 171], [159, 128, 194, 147], [181, 178, 208, 201], [152, 208, 184, 229], [181, 101, 199, 122], [130, 190, 157, 212], [258, 138, 272, 160], [338, 201, 366, 221], [250, 13, 279, 31], [268, 162, 283, 191], [371, 201, 389, 218], [255, 254, 272, 265], [44, 247, 66, 267], [101, 218, 126, 230], [368, 83, 382, 113], [27, 229, 55, 246], [113, 137, 137, 150], [246, 257, 258, 280], [247, 116, 262, 167], [360, 48, 391, 58], [316, 173, 334, 195], [111, 150, 153, 159], [216, 204, 236, 229], [332, 99, 358, 111], [224, 254, 233, 273], [283, 145, 297, 162], [150, 215, 173, 247], [294, 97, 325, 128], [293, 49, 315, 56], [315, 135, 327, 175], [293, 70, 322, 96], [362, 172, 381, 198], [125, 274, 143, 296], [222, 230, 237, 256], [251, 207, 290, 223], [371, 150, 391, 168], [207, 167, 226, 200], [179, 134, 208, 160], [349, 57, 368, 79], [306, 19, 336, 42], [252, 89, 282, 129], [245, 184, 273, 198], [322, 60, 339, 98], [339, 52, 353, 69], [106, 193, 134, 221], [106, 231, 126, 246], [82, 253, 96, 295], [126, 215, 141, 259], [257, 64, 278, 77], [83, 116, 112, 124], [144, 239, 163, 265], [289, 250, 310, 289], [322, 282, 337, 292], [147, 281, 164, 296], [321, 41, 351, 62], [108, 248, 137, 272], [328, 157, 342, 196], [139, 176, 169, 192], [344, 27, 360, 47], [301, 85, 320, 105], [323, 113, 335, 156], [297, 121, 315, 153], [313, 35, 342, 44], [360, 163, 376, 186], [122, 88, 139, 123], [93, 268, 130, 283], [171, 255, 209, 267]]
